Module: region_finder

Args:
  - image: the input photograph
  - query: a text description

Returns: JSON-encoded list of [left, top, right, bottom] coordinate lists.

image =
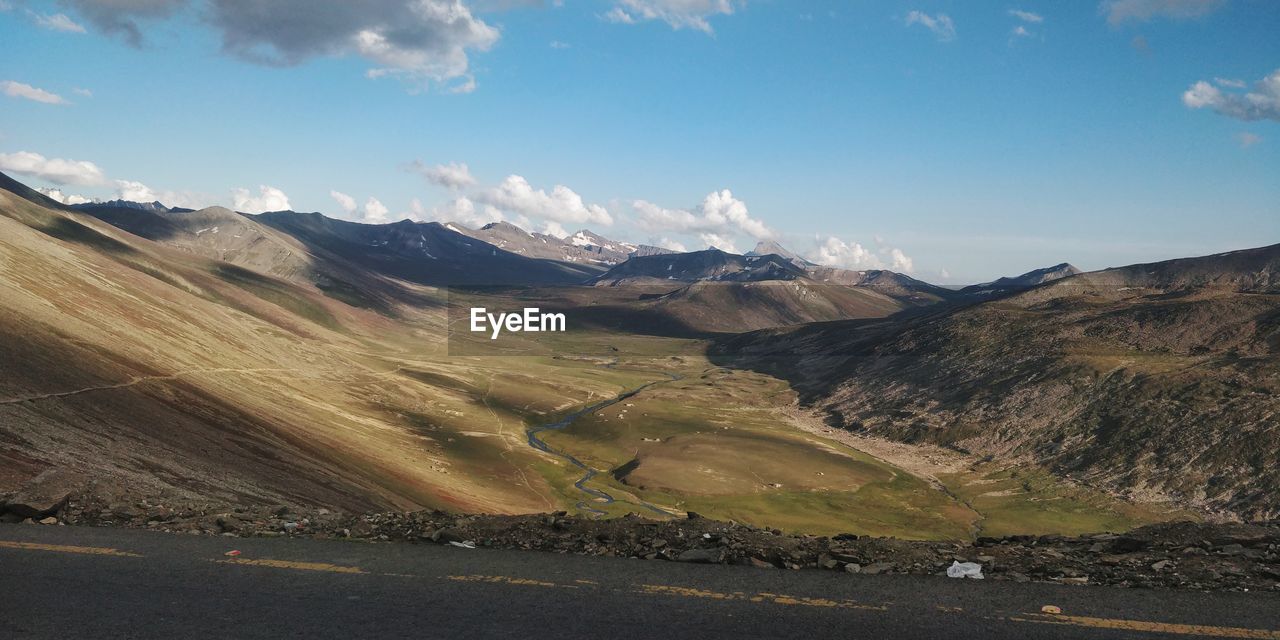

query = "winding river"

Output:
[[525, 369, 681, 517]]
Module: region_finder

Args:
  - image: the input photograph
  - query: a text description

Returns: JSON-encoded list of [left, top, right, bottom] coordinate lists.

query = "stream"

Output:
[[525, 369, 681, 517]]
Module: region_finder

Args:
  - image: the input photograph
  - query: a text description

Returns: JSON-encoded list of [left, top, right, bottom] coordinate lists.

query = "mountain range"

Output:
[[3, 169, 1276, 525]]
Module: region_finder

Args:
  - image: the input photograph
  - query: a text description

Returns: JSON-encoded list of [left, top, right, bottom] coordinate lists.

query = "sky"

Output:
[[1, 0, 1277, 283]]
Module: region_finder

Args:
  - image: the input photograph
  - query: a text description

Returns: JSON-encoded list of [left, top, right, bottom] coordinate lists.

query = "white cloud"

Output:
[[1101, 0, 1224, 25], [480, 175, 613, 226], [412, 160, 476, 189], [1236, 132, 1262, 148], [698, 233, 737, 253], [362, 196, 389, 223], [0, 151, 105, 185], [1214, 77, 1246, 89], [232, 185, 291, 213], [1, 80, 68, 105], [32, 12, 87, 32], [219, 0, 497, 92], [542, 221, 568, 238], [887, 247, 914, 273], [905, 10, 955, 42], [416, 195, 505, 227], [115, 179, 159, 201], [604, 0, 737, 34], [445, 75, 478, 94], [656, 237, 687, 252], [1182, 69, 1280, 122], [1008, 9, 1044, 23], [807, 236, 916, 273], [549, 40, 570, 49], [811, 236, 878, 270], [1007, 9, 1041, 41], [65, 0, 498, 93], [72, 87, 93, 97], [114, 179, 207, 208], [633, 189, 773, 248], [603, 7, 634, 23], [37, 187, 92, 205], [329, 190, 357, 214]]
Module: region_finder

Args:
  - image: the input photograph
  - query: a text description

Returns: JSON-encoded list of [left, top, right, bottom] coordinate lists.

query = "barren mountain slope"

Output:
[[714, 246, 1280, 519], [254, 212, 599, 286], [623, 279, 907, 334], [0, 184, 608, 515], [77, 204, 426, 314], [453, 222, 632, 267]]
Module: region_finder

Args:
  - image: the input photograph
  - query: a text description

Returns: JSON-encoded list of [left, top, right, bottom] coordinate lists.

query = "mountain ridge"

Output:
[[712, 241, 1280, 519]]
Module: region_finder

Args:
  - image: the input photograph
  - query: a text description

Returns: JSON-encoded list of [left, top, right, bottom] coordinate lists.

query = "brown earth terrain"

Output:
[[713, 247, 1280, 520]]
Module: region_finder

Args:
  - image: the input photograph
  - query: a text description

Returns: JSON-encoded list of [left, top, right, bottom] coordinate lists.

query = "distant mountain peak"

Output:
[[447, 220, 632, 268], [961, 263, 1083, 295], [481, 220, 529, 234], [747, 240, 814, 267]]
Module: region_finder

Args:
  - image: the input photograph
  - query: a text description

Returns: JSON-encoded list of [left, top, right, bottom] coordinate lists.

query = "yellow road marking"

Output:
[[217, 558, 366, 574], [0, 540, 141, 557], [639, 584, 886, 611], [1013, 613, 1280, 639], [641, 584, 737, 600], [446, 575, 576, 589]]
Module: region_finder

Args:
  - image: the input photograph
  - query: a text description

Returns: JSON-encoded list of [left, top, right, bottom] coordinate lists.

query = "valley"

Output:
[[0, 172, 1269, 544]]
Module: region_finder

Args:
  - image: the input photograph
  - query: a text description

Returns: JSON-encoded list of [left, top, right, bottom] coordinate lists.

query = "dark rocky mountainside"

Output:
[[590, 249, 809, 285], [959, 263, 1081, 296], [253, 212, 601, 286], [715, 244, 1280, 520]]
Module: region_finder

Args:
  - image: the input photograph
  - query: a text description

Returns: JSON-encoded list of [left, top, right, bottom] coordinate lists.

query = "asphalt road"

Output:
[[2, 523, 1278, 639]]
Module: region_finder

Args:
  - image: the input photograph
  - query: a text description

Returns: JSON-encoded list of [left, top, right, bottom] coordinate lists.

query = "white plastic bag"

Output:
[[946, 561, 984, 579]]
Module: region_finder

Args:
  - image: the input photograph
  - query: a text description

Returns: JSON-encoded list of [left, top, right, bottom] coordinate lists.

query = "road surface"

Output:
[[2, 523, 1278, 639]]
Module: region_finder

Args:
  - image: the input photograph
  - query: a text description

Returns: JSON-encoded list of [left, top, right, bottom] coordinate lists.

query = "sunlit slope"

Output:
[[0, 187, 614, 514]]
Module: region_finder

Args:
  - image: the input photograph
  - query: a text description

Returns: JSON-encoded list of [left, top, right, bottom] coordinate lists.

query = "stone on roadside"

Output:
[[677, 548, 724, 564], [861, 562, 894, 575]]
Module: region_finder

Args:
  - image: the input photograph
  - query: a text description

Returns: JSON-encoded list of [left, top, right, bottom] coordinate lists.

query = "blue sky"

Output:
[[1, 0, 1277, 282]]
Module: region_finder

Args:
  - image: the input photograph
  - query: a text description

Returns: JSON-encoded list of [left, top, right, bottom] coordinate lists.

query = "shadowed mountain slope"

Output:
[[959, 263, 1082, 297], [714, 244, 1280, 519], [590, 249, 811, 285], [255, 212, 600, 286]]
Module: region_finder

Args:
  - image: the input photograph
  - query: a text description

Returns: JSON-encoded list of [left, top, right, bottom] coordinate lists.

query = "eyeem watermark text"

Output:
[[469, 307, 566, 340]]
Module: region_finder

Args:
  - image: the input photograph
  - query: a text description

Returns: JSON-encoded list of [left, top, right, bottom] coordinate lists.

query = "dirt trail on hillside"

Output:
[[0, 367, 299, 405]]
